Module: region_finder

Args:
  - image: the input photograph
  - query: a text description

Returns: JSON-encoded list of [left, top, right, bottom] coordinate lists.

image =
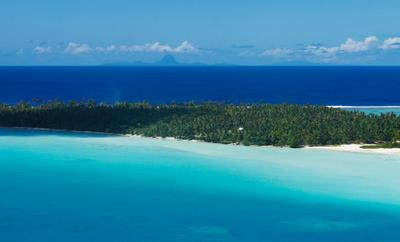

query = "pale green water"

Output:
[[1, 128, 400, 242]]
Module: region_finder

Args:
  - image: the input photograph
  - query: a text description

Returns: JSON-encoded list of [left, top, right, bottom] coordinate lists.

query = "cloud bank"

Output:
[[382, 37, 400, 50], [117, 41, 197, 53], [22, 36, 400, 65], [56, 41, 198, 55], [65, 42, 92, 54], [34, 46, 52, 54], [263, 36, 400, 63]]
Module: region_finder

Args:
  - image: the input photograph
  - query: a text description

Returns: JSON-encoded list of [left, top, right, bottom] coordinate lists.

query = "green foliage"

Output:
[[1, 101, 400, 147]]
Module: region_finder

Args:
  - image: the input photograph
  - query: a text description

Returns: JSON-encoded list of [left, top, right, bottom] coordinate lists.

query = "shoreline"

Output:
[[2, 126, 400, 156], [306, 144, 400, 155]]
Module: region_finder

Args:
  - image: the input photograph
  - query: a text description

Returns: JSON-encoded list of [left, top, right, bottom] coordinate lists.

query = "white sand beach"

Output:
[[123, 133, 400, 156], [5, 127, 400, 156], [306, 144, 400, 155]]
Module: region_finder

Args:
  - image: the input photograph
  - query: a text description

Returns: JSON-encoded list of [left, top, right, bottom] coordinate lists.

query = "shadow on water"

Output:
[[0, 127, 115, 138]]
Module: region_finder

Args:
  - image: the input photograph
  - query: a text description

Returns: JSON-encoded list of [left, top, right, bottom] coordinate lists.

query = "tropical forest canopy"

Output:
[[0, 101, 399, 148]]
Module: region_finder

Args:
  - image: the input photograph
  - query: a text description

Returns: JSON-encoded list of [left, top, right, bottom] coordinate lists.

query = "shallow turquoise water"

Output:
[[344, 107, 400, 115], [1, 129, 400, 242]]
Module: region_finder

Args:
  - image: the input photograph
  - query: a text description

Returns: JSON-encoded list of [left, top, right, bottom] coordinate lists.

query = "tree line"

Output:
[[1, 101, 400, 147]]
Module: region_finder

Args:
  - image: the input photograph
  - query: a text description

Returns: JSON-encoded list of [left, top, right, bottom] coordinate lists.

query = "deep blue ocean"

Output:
[[1, 66, 400, 105]]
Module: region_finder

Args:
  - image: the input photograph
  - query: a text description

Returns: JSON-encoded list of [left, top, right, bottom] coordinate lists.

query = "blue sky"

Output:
[[1, 0, 399, 65]]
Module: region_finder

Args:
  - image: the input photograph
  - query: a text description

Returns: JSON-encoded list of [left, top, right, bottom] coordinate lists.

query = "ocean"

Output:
[[1, 129, 400, 242], [2, 67, 400, 242], [1, 66, 400, 106]]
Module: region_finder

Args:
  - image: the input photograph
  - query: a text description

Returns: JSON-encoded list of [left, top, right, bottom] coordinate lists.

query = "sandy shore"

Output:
[[3, 127, 400, 156], [131, 134, 400, 156], [306, 144, 400, 155]]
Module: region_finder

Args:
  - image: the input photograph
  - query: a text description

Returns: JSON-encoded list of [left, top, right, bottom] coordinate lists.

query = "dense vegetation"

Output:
[[1, 101, 400, 147]]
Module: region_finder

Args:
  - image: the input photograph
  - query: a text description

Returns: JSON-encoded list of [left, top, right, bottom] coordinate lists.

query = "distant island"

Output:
[[1, 101, 400, 148], [101, 55, 209, 67]]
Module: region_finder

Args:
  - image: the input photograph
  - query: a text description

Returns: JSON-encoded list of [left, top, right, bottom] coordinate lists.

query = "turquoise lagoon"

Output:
[[342, 107, 400, 115], [1, 129, 400, 242]]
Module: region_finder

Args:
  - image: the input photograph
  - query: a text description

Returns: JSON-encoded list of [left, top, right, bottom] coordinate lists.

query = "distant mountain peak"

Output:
[[157, 55, 179, 65], [100, 55, 209, 67]]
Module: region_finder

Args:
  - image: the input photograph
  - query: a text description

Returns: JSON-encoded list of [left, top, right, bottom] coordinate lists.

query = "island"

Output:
[[1, 101, 400, 148]]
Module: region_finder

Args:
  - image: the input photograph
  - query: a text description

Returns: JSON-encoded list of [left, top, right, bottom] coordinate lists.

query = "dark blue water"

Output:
[[1, 66, 400, 105]]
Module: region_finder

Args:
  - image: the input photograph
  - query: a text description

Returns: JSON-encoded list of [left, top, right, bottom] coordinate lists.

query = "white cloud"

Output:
[[119, 42, 173, 53], [95, 45, 117, 53], [30, 41, 197, 56], [305, 36, 379, 57], [173, 41, 198, 53], [65, 42, 92, 54], [339, 36, 378, 53], [305, 45, 339, 57], [262, 36, 386, 63], [262, 48, 293, 58], [34, 46, 52, 54], [381, 37, 400, 50], [117, 41, 198, 53]]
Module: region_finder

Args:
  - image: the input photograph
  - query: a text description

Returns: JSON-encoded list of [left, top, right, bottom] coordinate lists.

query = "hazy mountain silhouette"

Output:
[[154, 55, 180, 65], [101, 55, 207, 66]]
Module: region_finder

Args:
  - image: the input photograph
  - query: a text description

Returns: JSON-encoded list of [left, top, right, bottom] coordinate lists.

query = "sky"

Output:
[[0, 0, 399, 65]]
